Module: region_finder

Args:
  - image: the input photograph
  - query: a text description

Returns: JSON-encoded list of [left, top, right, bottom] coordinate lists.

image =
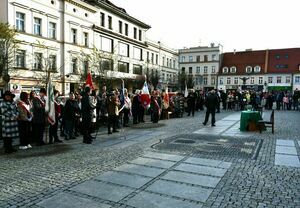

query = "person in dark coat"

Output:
[[81, 87, 96, 144], [150, 95, 161, 123], [132, 90, 140, 124], [49, 90, 63, 144], [186, 90, 196, 116], [203, 90, 219, 126], [1, 91, 19, 153], [32, 88, 46, 146], [64, 92, 76, 140]]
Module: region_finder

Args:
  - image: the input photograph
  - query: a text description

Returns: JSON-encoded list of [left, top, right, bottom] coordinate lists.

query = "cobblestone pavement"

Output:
[[0, 110, 300, 207]]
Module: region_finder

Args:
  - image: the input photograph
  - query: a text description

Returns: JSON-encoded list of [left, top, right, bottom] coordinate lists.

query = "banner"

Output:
[[140, 81, 151, 108], [46, 80, 55, 125]]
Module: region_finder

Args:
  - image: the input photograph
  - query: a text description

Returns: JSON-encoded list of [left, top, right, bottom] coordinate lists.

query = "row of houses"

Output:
[[0, 0, 299, 95], [179, 46, 300, 92]]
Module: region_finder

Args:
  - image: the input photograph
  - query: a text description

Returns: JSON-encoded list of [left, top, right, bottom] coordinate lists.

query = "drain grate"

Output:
[[153, 134, 262, 159]]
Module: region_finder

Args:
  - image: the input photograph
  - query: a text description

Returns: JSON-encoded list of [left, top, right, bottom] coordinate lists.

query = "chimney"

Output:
[[264, 49, 269, 74], [210, 43, 215, 48]]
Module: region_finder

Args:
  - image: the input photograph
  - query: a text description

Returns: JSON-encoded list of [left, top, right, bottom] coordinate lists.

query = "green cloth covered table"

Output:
[[240, 111, 262, 131]]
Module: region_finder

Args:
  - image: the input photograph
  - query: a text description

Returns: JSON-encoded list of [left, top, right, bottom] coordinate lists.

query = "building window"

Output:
[[100, 58, 113, 71], [227, 77, 231, 84], [133, 27, 137, 39], [285, 54, 289, 59], [16, 12, 25, 32], [189, 67, 192, 74], [146, 52, 149, 62], [275, 55, 280, 60], [108, 16, 112, 29], [125, 23, 128, 36], [100, 12, 105, 27], [286, 76, 291, 83], [211, 77, 215, 85], [156, 54, 158, 65], [173, 60, 176, 69], [254, 66, 261, 73], [181, 67, 185, 73], [34, 17, 42, 36], [16, 50, 26, 68], [196, 67, 200, 74], [203, 77, 208, 85], [49, 55, 57, 71], [166, 58, 169, 67], [119, 21, 122, 34], [181, 56, 185, 62], [230, 66, 236, 73], [83, 60, 89, 74], [162, 57, 165, 66], [118, 61, 129, 73], [212, 54, 216, 61], [277, 76, 281, 83], [33, 53, 42, 70], [196, 55, 200, 62], [49, 22, 56, 39], [250, 77, 254, 84], [219, 77, 223, 85], [83, 32, 89, 47], [212, 66, 216, 73], [204, 55, 208, 62], [71, 28, 77, 44], [259, 77, 263, 84], [133, 64, 142, 75], [295, 76, 300, 84], [246, 66, 252, 73], [119, 42, 129, 57], [133, 47, 142, 60], [101, 36, 113, 53], [189, 56, 193, 62], [222, 67, 228, 73], [151, 53, 154, 64], [268, 77, 273, 84], [139, 29, 142, 41], [204, 66, 208, 73], [71, 58, 78, 74], [234, 77, 238, 84]]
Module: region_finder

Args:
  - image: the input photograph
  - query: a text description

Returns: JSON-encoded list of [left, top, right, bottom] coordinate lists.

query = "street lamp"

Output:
[[239, 77, 249, 90]]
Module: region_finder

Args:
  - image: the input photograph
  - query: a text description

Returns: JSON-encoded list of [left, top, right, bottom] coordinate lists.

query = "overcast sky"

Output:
[[111, 0, 300, 52]]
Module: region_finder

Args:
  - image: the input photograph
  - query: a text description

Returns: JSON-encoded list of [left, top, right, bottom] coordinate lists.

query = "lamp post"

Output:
[[239, 77, 249, 90]]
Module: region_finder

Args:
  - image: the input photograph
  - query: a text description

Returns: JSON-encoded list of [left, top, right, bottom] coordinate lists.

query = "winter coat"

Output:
[[1, 101, 19, 138]]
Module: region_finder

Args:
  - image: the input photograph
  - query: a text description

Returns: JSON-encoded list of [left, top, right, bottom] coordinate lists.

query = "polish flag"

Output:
[[85, 72, 95, 90], [163, 86, 169, 109], [140, 81, 151, 108]]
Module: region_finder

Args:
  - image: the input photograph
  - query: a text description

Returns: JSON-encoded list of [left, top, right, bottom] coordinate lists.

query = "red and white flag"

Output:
[[163, 86, 169, 109], [45, 79, 55, 125], [85, 72, 95, 90], [140, 81, 151, 108]]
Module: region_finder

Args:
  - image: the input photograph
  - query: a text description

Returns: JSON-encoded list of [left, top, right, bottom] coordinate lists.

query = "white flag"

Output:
[[184, 83, 188, 98], [46, 80, 55, 125]]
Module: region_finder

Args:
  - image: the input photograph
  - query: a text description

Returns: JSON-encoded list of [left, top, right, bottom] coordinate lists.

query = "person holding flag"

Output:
[[48, 90, 63, 144], [161, 86, 170, 119]]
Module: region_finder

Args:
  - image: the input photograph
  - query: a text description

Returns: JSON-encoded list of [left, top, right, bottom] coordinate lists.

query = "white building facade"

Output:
[[0, 0, 178, 94], [178, 45, 220, 91]]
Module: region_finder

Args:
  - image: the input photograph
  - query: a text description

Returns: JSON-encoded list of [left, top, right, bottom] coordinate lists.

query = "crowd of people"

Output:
[[1, 85, 299, 154]]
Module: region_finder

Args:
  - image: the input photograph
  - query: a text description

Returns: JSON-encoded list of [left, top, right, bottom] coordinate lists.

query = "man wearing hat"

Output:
[[1, 91, 19, 153]]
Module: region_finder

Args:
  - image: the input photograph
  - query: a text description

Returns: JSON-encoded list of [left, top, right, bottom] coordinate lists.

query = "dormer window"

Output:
[[222, 67, 229, 73], [254, 66, 261, 73], [230, 66, 236, 73], [246, 66, 252, 73]]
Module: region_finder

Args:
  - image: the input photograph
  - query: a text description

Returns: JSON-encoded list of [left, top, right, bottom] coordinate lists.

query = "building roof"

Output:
[[220, 50, 266, 75]]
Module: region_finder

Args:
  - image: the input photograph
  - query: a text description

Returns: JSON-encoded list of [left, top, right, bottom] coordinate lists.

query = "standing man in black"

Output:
[[203, 90, 219, 126], [187, 90, 196, 116], [81, 86, 96, 144]]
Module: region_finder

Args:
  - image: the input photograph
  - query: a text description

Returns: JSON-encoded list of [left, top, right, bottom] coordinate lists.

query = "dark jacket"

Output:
[[32, 97, 46, 124], [64, 99, 76, 120], [205, 93, 219, 109], [81, 93, 96, 119]]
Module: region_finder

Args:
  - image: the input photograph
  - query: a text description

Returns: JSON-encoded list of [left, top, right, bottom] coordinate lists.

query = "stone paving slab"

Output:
[[162, 171, 221, 188], [146, 179, 213, 202], [143, 152, 185, 162], [184, 157, 222, 168], [174, 163, 227, 177], [114, 164, 165, 178], [70, 180, 135, 202], [130, 157, 176, 169], [37, 192, 111, 208], [276, 140, 295, 147], [275, 154, 300, 167], [218, 161, 232, 169], [126, 191, 202, 208], [275, 146, 297, 155], [94, 171, 152, 188]]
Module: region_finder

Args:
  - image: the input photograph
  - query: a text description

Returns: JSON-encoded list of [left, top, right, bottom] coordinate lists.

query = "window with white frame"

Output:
[[246, 66, 252, 73], [254, 66, 261, 73], [181, 56, 185, 62], [212, 54, 216, 61], [33, 52, 43, 70], [189, 67, 193, 74], [49, 55, 57, 71], [212, 66, 216, 73], [156, 54, 158, 65], [219, 77, 223, 85], [16, 12, 25, 32], [268, 77, 273, 84], [71, 58, 78, 74], [189, 56, 193, 62], [100, 12, 105, 27], [71, 28, 77, 44], [286, 76, 291, 83], [125, 23, 128, 36], [101, 36, 113, 53], [196, 67, 200, 74], [83, 32, 89, 47], [204, 66, 208, 73], [259, 77, 263, 84], [250, 77, 254, 84], [108, 16, 112, 29], [119, 42, 129, 57], [196, 55, 200, 62], [227, 77, 231, 84], [230, 66, 236, 73], [295, 76, 300, 84], [222, 67, 228, 73], [49, 22, 56, 39], [203, 77, 207, 85], [133, 47, 142, 60], [277, 76, 281, 83], [118, 61, 129, 73], [16, 50, 26, 68], [234, 77, 238, 84], [211, 77, 215, 85], [34, 17, 42, 36]]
